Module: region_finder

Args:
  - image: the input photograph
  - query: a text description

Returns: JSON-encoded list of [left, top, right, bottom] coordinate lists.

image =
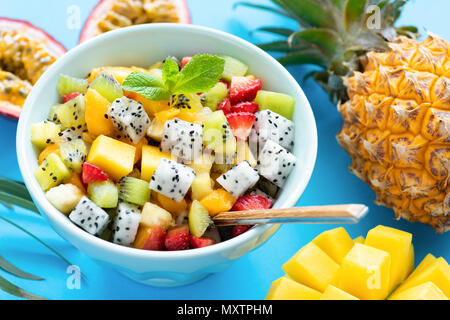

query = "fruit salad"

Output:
[[266, 225, 450, 300], [31, 54, 298, 251]]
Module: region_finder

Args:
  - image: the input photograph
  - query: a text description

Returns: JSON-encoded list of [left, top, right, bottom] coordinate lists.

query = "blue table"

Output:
[[1, 0, 449, 300]]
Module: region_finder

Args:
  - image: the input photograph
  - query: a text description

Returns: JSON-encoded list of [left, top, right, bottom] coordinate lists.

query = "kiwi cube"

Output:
[[254, 90, 295, 120], [34, 153, 71, 191], [118, 177, 151, 206], [57, 74, 89, 96], [218, 55, 248, 81], [201, 82, 228, 111], [31, 121, 61, 149], [87, 180, 119, 208], [188, 200, 212, 238], [89, 73, 123, 102]]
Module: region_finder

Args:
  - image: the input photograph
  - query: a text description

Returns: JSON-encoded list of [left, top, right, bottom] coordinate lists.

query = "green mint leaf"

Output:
[[162, 59, 180, 91], [172, 54, 225, 94], [122, 72, 170, 101]]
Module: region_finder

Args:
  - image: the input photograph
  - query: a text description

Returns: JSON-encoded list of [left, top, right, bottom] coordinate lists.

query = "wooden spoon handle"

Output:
[[212, 204, 369, 226]]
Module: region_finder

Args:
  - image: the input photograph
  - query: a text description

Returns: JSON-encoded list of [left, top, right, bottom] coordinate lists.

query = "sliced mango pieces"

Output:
[[266, 226, 450, 300]]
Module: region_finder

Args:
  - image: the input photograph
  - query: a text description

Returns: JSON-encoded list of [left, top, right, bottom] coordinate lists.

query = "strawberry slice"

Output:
[[190, 236, 216, 249], [232, 194, 273, 211], [217, 98, 232, 114], [230, 102, 259, 114], [231, 225, 252, 238], [165, 225, 190, 251], [82, 162, 108, 184], [63, 92, 81, 103], [181, 56, 192, 69], [225, 112, 256, 140], [229, 76, 262, 105]]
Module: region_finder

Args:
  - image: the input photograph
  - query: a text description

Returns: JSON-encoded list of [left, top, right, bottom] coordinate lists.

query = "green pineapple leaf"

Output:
[[0, 178, 34, 202], [344, 0, 368, 31], [234, 2, 295, 19], [0, 256, 43, 281], [0, 275, 46, 300], [273, 0, 337, 29], [0, 192, 40, 214], [257, 40, 310, 53], [255, 26, 296, 37], [289, 29, 342, 58], [277, 48, 328, 67]]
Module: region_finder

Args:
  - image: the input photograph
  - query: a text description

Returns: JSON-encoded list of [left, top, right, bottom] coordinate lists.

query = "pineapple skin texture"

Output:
[[337, 35, 450, 233]]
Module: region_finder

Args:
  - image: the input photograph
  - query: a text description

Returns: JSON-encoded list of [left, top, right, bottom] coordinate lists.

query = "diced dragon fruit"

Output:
[[113, 202, 141, 247], [257, 140, 296, 188], [161, 118, 203, 162], [149, 158, 196, 202], [107, 96, 151, 143], [216, 160, 259, 198], [69, 196, 110, 236], [250, 109, 294, 154]]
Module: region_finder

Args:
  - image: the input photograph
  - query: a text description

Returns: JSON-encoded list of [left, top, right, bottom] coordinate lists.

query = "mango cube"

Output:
[[407, 244, 415, 276], [389, 281, 448, 300], [320, 285, 359, 300], [266, 277, 321, 300], [87, 135, 136, 180], [282, 242, 340, 292], [365, 225, 412, 289], [140, 145, 176, 182], [395, 256, 450, 298], [353, 236, 365, 244], [336, 243, 391, 300], [312, 227, 354, 264]]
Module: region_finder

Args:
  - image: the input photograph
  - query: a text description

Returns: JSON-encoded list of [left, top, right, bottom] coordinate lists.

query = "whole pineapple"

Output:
[[244, 0, 449, 232]]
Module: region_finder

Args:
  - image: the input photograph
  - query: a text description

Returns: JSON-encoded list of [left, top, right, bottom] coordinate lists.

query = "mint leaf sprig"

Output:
[[122, 54, 226, 101]]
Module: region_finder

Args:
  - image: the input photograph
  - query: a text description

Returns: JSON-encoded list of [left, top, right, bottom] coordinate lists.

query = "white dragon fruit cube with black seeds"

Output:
[[107, 96, 151, 143], [149, 158, 196, 202], [216, 160, 259, 198], [257, 140, 296, 188], [113, 202, 141, 247], [69, 196, 110, 236], [161, 118, 203, 162], [250, 109, 294, 153]]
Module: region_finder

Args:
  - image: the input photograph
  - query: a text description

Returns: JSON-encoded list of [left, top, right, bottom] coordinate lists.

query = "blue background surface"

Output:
[[0, 0, 449, 300]]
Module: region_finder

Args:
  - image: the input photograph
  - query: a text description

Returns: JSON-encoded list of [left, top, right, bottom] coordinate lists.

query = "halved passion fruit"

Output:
[[0, 18, 66, 118], [79, 0, 191, 43]]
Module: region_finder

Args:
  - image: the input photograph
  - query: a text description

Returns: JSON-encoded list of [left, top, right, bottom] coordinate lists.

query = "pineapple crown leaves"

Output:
[[237, 0, 418, 103], [0, 178, 80, 300], [122, 54, 225, 101]]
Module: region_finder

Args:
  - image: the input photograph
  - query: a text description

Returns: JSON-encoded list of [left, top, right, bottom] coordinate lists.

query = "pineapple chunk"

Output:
[[236, 140, 257, 167], [85, 88, 115, 137], [394, 256, 450, 298], [140, 202, 174, 231], [353, 236, 365, 244], [336, 243, 391, 300], [191, 172, 214, 201], [320, 285, 359, 300], [282, 242, 340, 292], [188, 152, 215, 174], [365, 225, 413, 289], [312, 227, 354, 264], [140, 145, 175, 182], [389, 281, 448, 300], [87, 135, 136, 180], [45, 184, 83, 214], [266, 277, 321, 300]]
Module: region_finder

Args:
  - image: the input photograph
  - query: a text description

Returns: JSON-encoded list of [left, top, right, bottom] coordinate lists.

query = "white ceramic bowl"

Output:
[[17, 24, 317, 287]]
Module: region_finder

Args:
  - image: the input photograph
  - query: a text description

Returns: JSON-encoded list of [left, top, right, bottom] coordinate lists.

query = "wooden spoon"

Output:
[[213, 204, 368, 226]]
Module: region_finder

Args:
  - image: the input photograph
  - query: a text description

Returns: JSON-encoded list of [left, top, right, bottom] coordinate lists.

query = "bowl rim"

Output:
[[17, 23, 318, 260]]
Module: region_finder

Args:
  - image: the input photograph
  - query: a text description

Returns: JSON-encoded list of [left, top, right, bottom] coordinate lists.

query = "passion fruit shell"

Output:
[[0, 18, 66, 119], [79, 0, 191, 43]]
